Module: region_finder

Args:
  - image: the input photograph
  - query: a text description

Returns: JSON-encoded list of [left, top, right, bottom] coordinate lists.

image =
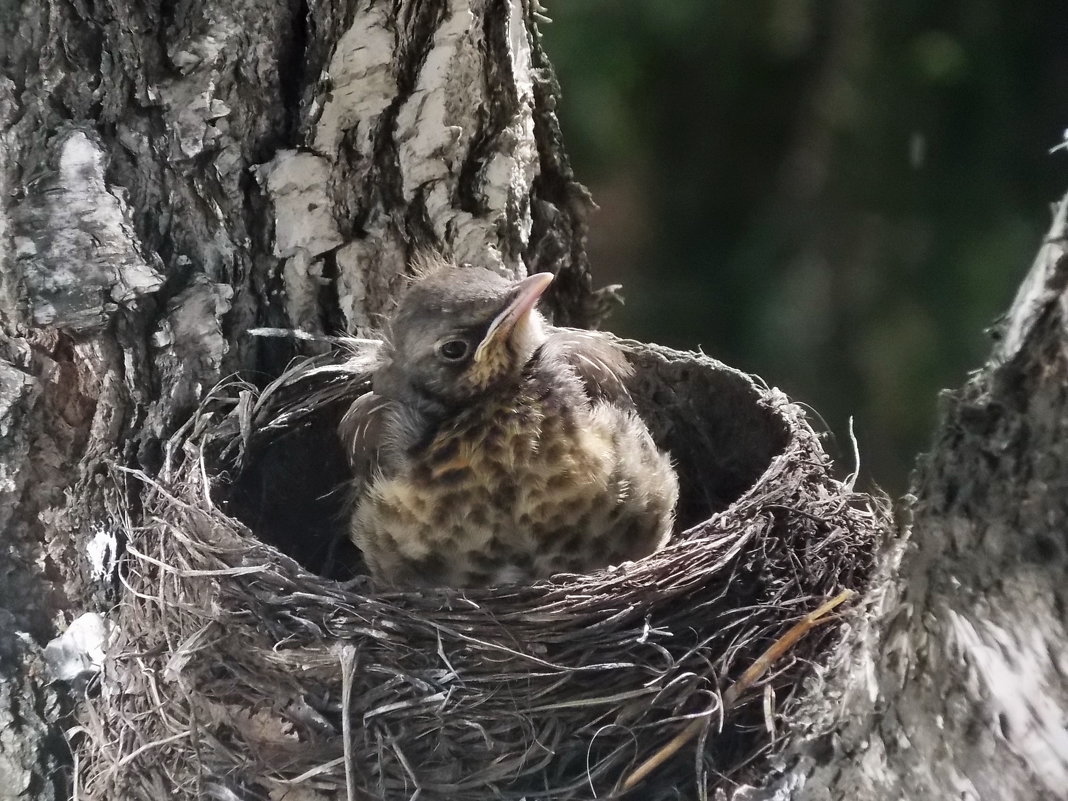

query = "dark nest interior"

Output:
[[79, 340, 886, 801]]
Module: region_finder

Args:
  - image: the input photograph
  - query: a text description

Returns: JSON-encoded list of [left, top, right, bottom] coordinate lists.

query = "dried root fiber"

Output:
[[76, 340, 885, 801]]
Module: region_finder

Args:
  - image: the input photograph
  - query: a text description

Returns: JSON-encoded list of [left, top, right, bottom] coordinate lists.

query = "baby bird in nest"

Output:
[[340, 259, 678, 588]]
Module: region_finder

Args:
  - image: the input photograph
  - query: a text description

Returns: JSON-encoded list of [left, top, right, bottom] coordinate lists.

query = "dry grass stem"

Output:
[[74, 341, 885, 800]]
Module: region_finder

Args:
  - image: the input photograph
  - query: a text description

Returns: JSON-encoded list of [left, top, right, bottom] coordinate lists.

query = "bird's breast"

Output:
[[353, 388, 672, 587]]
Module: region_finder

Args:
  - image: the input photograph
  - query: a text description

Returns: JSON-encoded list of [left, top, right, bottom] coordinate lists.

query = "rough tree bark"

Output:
[[1, 2, 1066, 801], [762, 200, 1068, 801], [0, 1, 593, 798]]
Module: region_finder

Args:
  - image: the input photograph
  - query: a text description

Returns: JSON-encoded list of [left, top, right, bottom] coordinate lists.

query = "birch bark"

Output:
[[0, 2, 591, 798]]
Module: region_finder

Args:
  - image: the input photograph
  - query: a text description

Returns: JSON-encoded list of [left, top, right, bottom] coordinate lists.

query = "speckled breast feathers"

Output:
[[339, 261, 678, 587]]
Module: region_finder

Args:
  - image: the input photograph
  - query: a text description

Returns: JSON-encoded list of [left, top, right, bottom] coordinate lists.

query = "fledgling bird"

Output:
[[340, 260, 678, 588]]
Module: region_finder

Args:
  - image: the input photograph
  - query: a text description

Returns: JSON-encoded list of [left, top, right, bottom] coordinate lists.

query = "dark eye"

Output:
[[438, 339, 469, 361]]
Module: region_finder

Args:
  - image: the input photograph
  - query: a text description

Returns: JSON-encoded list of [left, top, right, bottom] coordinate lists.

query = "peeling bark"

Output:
[[1, 2, 591, 799]]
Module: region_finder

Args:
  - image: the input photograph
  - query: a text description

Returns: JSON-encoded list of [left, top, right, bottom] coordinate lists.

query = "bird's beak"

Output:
[[474, 272, 554, 363]]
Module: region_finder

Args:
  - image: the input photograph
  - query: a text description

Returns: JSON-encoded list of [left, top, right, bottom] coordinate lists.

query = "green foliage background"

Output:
[[543, 0, 1068, 491]]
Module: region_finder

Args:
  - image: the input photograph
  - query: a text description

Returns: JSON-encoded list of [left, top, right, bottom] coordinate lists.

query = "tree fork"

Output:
[[2, 1, 1067, 799], [769, 198, 1068, 800]]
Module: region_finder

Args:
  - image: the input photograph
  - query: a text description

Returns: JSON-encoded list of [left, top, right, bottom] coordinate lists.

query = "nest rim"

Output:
[[79, 338, 885, 801]]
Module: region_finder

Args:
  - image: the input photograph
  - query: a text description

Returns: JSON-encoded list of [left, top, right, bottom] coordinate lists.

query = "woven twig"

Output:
[[76, 341, 885, 801]]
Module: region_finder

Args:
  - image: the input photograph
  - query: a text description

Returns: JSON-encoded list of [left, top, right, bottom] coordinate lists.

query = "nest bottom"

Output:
[[79, 343, 885, 801]]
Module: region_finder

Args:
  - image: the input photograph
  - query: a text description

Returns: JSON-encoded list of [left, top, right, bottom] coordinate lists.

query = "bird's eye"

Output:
[[438, 339, 470, 361]]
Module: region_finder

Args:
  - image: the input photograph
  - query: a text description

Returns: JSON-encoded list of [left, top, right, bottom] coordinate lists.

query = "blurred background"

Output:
[[542, 0, 1068, 493]]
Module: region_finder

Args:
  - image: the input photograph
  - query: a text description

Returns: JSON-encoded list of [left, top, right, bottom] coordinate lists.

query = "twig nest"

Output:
[[80, 341, 885, 801]]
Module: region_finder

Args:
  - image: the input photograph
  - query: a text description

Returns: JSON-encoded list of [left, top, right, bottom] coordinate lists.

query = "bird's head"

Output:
[[373, 263, 554, 413]]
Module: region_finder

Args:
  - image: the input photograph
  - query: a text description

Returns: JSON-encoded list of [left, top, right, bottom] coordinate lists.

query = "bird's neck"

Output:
[[418, 351, 584, 441]]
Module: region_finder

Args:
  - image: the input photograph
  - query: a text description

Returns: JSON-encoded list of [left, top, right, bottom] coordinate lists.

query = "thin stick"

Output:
[[115, 730, 193, 768], [844, 416, 861, 493], [621, 589, 856, 793], [340, 645, 358, 801]]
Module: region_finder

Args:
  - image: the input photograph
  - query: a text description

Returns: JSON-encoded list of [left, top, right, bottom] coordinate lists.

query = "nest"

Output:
[[78, 340, 885, 801]]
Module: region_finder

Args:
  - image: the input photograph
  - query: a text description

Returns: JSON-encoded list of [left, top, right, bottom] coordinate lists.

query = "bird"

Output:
[[339, 258, 678, 588]]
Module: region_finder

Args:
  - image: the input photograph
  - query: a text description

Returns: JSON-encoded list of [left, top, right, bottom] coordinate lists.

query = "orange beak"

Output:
[[474, 272, 554, 363]]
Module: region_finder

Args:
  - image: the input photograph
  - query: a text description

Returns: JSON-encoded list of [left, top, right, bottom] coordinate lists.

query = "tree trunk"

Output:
[[1, 2, 591, 799], [2, 2, 1067, 800], [761, 199, 1068, 800]]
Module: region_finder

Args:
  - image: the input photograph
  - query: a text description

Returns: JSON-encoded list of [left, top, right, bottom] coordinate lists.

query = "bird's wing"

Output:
[[339, 391, 394, 493], [541, 328, 635, 404]]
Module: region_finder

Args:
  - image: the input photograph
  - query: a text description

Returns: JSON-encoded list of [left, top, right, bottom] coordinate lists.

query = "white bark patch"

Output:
[[258, 150, 346, 331], [947, 607, 1068, 793], [474, 0, 538, 259], [43, 612, 112, 682], [313, 3, 399, 155], [336, 238, 407, 331], [395, 3, 482, 199], [335, 241, 372, 329], [85, 525, 118, 583], [392, 0, 539, 268], [9, 132, 164, 332], [153, 277, 233, 364], [146, 276, 233, 441], [395, 2, 489, 264], [0, 79, 15, 316], [259, 150, 344, 259], [480, 0, 537, 236], [294, 0, 547, 331]]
